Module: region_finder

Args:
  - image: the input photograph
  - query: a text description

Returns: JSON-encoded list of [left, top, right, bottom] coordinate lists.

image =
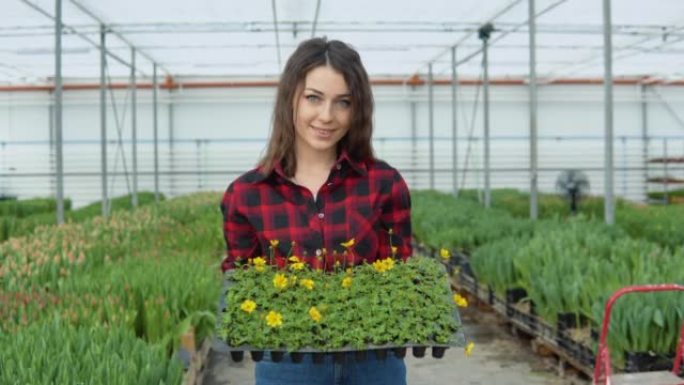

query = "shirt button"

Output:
[[327, 182, 333, 186], [318, 212, 325, 219], [336, 164, 341, 170], [315, 249, 322, 256]]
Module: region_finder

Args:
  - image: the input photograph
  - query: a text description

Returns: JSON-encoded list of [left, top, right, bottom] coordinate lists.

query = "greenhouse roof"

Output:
[[2, 0, 684, 85]]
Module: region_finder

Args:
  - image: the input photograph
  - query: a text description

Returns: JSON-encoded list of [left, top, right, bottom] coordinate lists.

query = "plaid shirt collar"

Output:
[[252, 149, 367, 184]]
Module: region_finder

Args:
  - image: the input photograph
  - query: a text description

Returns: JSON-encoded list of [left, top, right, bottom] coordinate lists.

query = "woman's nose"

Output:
[[317, 102, 333, 122]]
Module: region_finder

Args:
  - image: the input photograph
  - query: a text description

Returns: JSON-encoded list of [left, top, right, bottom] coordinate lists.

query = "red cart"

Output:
[[594, 284, 684, 385]]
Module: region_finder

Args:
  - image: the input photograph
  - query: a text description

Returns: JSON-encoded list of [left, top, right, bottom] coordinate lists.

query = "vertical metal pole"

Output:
[[54, 0, 64, 225], [640, 84, 649, 202], [100, 24, 109, 218], [196, 139, 201, 189], [663, 139, 669, 204], [48, 104, 55, 196], [621, 136, 627, 197], [410, 88, 417, 187], [483, 36, 491, 208], [603, 0, 615, 225], [130, 47, 138, 207], [451, 46, 459, 197], [428, 63, 435, 190], [153, 63, 160, 203], [529, 0, 539, 220], [168, 98, 175, 196]]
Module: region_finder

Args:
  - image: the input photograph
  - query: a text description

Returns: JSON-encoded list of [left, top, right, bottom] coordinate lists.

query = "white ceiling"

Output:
[[2, 0, 684, 84]]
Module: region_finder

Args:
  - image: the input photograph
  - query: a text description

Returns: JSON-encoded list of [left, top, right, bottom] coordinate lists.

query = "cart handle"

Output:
[[593, 284, 684, 385]]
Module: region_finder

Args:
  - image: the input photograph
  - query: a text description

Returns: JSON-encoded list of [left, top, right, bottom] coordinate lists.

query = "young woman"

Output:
[[220, 37, 411, 385]]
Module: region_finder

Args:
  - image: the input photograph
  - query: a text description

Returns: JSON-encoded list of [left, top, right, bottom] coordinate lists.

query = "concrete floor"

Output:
[[203, 308, 587, 385]]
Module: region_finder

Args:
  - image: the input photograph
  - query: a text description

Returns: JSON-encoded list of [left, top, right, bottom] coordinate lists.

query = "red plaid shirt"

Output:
[[220, 151, 412, 272]]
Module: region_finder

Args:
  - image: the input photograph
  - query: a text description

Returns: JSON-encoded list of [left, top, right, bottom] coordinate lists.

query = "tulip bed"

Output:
[[0, 192, 224, 385], [413, 189, 684, 369]]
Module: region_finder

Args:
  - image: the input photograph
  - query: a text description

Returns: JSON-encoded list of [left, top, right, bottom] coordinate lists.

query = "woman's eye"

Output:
[[305, 94, 319, 102], [337, 99, 351, 108]]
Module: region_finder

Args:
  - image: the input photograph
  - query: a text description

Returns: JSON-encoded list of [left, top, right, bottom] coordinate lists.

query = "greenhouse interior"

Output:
[[1, 0, 683, 384]]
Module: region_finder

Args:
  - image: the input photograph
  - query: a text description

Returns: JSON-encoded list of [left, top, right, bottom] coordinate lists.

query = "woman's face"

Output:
[[293, 65, 352, 159]]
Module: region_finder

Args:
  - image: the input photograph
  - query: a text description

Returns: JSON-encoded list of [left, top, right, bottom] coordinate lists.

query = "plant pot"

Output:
[[590, 328, 599, 343], [375, 349, 388, 360], [625, 351, 675, 373], [354, 350, 367, 362], [528, 300, 538, 331], [230, 350, 244, 362], [393, 347, 407, 358], [556, 312, 588, 332], [250, 350, 264, 362], [451, 252, 462, 267], [334, 351, 346, 364], [505, 287, 527, 317], [487, 285, 495, 305], [270, 351, 284, 363], [432, 346, 447, 358], [312, 352, 325, 364], [556, 313, 591, 352], [577, 344, 595, 367], [290, 352, 304, 363], [460, 260, 474, 279], [412, 346, 427, 358]]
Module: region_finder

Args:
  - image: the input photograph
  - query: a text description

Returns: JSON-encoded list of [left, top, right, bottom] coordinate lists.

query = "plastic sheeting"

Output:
[[1, 0, 684, 83]]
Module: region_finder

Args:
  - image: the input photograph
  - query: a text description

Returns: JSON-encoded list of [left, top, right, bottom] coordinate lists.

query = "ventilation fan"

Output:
[[555, 170, 590, 215]]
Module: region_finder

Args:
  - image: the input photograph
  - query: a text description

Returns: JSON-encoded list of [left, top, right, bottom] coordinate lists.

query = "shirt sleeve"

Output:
[[377, 169, 412, 261], [220, 183, 260, 272]]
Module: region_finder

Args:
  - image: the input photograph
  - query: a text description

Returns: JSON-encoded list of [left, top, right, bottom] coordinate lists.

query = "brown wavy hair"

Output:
[[258, 37, 375, 177]]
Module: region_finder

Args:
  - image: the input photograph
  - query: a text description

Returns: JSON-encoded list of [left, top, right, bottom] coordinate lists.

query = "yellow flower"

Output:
[[290, 262, 305, 271], [334, 261, 341, 268], [289, 275, 298, 285], [300, 279, 315, 290], [464, 341, 475, 357], [440, 248, 451, 261], [453, 293, 468, 308], [288, 255, 300, 263], [383, 258, 395, 270], [391, 246, 398, 256], [340, 238, 355, 248], [345, 268, 353, 275], [240, 299, 256, 314], [273, 273, 288, 289], [342, 276, 352, 288], [373, 258, 395, 273], [269, 239, 279, 248], [308, 306, 322, 323], [266, 311, 283, 328], [253, 257, 267, 272]]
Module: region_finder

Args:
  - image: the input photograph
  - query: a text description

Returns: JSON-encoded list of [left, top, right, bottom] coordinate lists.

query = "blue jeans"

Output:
[[254, 351, 407, 385]]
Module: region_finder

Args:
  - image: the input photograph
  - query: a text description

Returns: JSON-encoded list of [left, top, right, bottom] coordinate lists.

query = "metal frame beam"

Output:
[[603, 0, 615, 225], [529, 0, 539, 220], [69, 0, 169, 75], [54, 0, 65, 224], [100, 23, 109, 217]]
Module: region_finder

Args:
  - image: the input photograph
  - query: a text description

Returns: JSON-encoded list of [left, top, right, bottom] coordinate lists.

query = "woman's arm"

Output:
[[220, 184, 260, 271], [378, 170, 412, 260]]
